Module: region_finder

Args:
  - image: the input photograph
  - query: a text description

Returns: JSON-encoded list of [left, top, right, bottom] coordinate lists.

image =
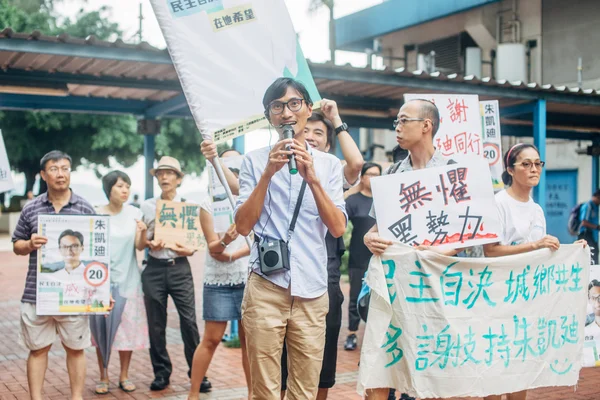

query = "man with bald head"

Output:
[[362, 99, 454, 400]]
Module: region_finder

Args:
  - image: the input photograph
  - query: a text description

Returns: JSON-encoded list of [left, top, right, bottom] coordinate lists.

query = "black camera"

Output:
[[258, 236, 290, 275]]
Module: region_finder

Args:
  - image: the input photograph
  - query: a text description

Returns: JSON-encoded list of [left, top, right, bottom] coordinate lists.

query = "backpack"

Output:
[[568, 203, 584, 236]]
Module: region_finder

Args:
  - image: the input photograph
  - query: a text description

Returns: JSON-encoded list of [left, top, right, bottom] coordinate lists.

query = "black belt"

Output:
[[147, 255, 187, 266]]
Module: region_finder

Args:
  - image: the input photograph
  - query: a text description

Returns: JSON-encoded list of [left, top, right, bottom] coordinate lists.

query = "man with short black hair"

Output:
[[13, 150, 95, 400], [235, 77, 347, 399]]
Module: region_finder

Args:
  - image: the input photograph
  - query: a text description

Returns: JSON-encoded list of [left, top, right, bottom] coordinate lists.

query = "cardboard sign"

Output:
[[154, 200, 205, 250]]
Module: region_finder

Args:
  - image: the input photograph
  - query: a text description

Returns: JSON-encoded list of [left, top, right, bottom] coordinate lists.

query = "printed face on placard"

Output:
[[589, 285, 600, 316], [395, 102, 426, 150], [268, 87, 313, 136], [59, 234, 83, 266]]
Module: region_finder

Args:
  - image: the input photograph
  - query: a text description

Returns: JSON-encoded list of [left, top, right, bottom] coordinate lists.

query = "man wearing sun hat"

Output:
[[140, 156, 211, 393]]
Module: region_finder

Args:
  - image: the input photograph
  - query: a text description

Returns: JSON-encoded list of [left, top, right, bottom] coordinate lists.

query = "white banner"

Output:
[[358, 243, 590, 398], [0, 129, 15, 194], [208, 154, 243, 232], [404, 94, 483, 160], [150, 0, 321, 143], [371, 158, 501, 250], [37, 214, 111, 315], [481, 100, 504, 192]]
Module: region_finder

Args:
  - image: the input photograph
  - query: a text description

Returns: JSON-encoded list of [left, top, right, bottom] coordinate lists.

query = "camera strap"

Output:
[[287, 179, 307, 242]]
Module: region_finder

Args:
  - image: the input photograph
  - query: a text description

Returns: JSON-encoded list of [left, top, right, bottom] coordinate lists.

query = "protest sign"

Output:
[[370, 157, 501, 250], [481, 100, 504, 192], [154, 200, 205, 250], [150, 0, 321, 143], [208, 155, 243, 232], [358, 243, 590, 398], [37, 214, 111, 315], [404, 94, 483, 160], [584, 264, 600, 367], [0, 130, 15, 194]]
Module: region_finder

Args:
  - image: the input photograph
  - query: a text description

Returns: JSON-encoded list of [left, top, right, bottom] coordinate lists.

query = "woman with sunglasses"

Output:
[[483, 143, 585, 400]]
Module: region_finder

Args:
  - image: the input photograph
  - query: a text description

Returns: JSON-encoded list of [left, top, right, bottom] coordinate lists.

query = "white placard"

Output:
[[0, 129, 15, 194], [371, 158, 501, 250], [481, 100, 504, 192], [208, 155, 243, 232], [37, 214, 111, 315], [404, 94, 483, 160]]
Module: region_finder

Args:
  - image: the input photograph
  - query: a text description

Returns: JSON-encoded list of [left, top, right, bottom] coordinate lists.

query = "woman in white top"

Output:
[[91, 171, 149, 394], [483, 143, 585, 400], [188, 149, 251, 399]]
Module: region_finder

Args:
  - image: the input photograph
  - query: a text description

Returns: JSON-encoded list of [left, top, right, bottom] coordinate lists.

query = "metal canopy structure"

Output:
[[1, 30, 600, 207]]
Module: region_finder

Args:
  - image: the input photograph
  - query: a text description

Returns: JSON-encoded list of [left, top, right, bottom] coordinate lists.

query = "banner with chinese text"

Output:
[[0, 130, 14, 194], [371, 158, 501, 250], [208, 155, 243, 232], [154, 200, 205, 250], [37, 214, 111, 315], [150, 0, 321, 143], [481, 100, 504, 192], [404, 94, 483, 160], [358, 243, 590, 398]]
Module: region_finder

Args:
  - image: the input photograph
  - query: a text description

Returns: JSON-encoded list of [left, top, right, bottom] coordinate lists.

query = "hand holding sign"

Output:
[[29, 233, 48, 252]]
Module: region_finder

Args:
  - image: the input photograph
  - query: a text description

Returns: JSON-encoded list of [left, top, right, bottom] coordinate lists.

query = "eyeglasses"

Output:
[[267, 98, 304, 115], [590, 294, 600, 304], [46, 166, 71, 175], [60, 244, 81, 252], [392, 117, 425, 129], [513, 161, 545, 170]]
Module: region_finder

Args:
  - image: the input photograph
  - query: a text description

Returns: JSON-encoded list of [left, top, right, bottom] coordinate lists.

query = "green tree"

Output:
[[0, 1, 210, 199]]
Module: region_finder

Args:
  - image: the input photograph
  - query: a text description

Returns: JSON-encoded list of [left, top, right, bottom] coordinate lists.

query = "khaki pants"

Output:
[[241, 273, 328, 400]]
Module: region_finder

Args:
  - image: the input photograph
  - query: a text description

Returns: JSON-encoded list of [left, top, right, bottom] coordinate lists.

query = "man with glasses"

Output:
[[235, 77, 347, 399], [363, 99, 454, 400], [344, 162, 381, 351], [13, 150, 95, 400]]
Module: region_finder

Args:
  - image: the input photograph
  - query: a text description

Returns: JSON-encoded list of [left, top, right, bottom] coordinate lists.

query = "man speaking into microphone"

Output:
[[235, 77, 347, 399]]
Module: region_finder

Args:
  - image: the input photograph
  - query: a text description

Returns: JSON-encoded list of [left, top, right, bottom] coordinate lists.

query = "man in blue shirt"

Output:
[[579, 189, 600, 263], [235, 77, 347, 399]]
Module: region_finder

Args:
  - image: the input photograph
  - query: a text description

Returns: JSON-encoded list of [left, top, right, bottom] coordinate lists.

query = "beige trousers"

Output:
[[241, 272, 329, 400]]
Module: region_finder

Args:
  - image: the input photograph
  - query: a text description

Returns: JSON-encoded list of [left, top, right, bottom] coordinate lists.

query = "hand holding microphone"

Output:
[[282, 124, 298, 175]]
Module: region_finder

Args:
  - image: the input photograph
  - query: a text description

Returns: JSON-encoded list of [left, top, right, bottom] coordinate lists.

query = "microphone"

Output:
[[282, 124, 298, 175]]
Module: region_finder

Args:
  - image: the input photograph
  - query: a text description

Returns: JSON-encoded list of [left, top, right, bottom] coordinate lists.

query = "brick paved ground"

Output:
[[1, 249, 600, 400]]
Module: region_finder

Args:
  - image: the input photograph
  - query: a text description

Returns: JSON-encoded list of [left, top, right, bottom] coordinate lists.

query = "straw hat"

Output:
[[150, 156, 184, 177]]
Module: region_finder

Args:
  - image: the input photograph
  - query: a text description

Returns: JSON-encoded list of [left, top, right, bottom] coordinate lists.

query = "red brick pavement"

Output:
[[1, 250, 600, 399]]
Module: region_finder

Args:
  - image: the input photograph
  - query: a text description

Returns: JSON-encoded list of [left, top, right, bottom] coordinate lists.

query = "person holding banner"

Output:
[[140, 156, 210, 393], [363, 99, 455, 400], [188, 150, 251, 399], [12, 150, 95, 400], [482, 143, 585, 400], [235, 77, 347, 399], [91, 171, 149, 394]]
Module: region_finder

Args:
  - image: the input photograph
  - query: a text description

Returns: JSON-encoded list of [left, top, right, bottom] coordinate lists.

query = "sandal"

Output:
[[95, 381, 109, 395], [119, 379, 137, 393]]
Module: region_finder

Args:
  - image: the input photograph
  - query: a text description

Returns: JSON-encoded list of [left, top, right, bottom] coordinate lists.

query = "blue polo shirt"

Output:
[[579, 200, 599, 242]]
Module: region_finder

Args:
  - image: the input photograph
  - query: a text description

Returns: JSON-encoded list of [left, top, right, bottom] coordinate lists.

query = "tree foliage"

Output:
[[0, 0, 209, 197]]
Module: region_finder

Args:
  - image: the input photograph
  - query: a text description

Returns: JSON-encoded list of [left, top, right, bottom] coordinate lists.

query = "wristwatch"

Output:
[[334, 122, 348, 136], [220, 240, 228, 248]]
